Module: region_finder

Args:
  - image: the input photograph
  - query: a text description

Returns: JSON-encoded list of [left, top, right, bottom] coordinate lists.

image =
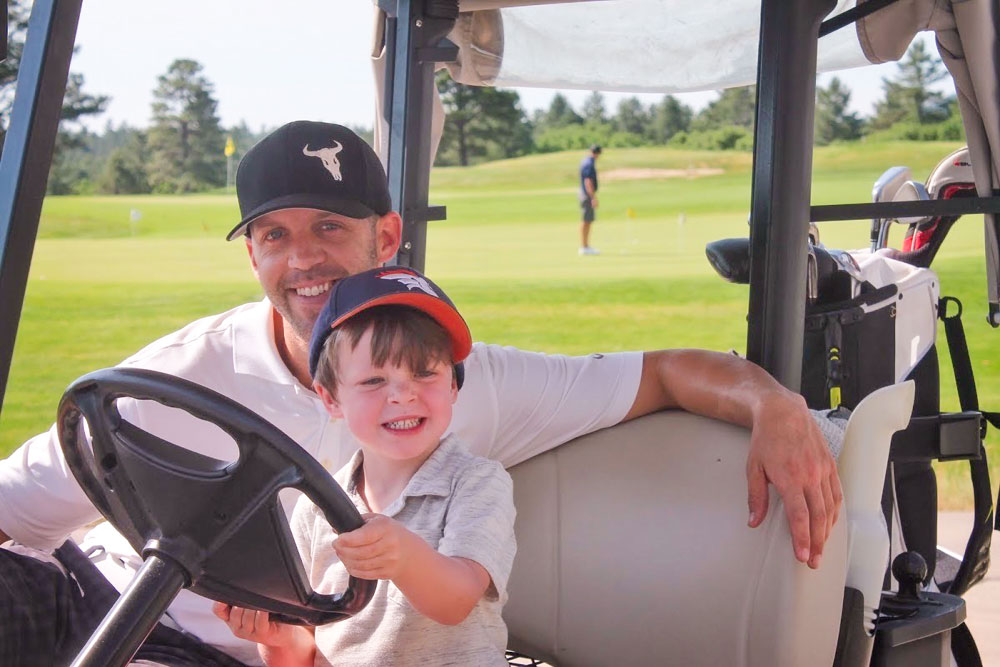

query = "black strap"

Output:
[[990, 408, 1000, 532], [938, 297, 994, 596], [951, 621, 985, 667], [889, 412, 982, 462], [819, 0, 903, 37]]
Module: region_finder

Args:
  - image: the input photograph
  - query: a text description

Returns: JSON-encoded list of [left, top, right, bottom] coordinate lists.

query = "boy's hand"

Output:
[[212, 601, 300, 647], [334, 513, 421, 580]]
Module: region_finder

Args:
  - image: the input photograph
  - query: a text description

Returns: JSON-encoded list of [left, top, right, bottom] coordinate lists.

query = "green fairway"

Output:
[[3, 140, 996, 509]]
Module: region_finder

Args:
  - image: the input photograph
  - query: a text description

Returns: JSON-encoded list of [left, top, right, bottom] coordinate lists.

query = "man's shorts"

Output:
[[580, 197, 596, 223]]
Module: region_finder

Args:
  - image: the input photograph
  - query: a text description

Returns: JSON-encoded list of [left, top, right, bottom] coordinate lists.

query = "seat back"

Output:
[[505, 382, 916, 666], [505, 411, 848, 666]]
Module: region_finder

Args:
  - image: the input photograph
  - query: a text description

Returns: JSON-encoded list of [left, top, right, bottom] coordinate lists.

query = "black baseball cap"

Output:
[[226, 121, 393, 241], [308, 266, 472, 387], [590, 144, 602, 154]]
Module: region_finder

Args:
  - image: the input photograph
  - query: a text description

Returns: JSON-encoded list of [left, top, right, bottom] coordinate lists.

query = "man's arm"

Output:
[[584, 177, 598, 207], [625, 349, 842, 570], [0, 424, 102, 549]]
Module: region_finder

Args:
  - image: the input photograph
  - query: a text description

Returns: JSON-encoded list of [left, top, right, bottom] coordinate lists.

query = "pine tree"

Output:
[[650, 95, 692, 143], [870, 40, 951, 130], [99, 133, 151, 195], [692, 87, 756, 131], [147, 59, 226, 192], [0, 0, 109, 190], [614, 97, 651, 136], [541, 94, 583, 129], [815, 77, 863, 144], [582, 91, 607, 125], [436, 72, 532, 166]]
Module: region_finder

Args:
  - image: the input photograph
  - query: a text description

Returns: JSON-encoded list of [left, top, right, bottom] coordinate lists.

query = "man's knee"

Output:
[[0, 546, 87, 665]]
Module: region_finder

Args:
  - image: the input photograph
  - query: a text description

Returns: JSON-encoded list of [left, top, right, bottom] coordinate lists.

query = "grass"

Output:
[[3, 140, 996, 509]]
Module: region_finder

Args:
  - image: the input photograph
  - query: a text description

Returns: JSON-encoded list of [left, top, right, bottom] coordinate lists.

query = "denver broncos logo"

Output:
[[377, 271, 437, 297]]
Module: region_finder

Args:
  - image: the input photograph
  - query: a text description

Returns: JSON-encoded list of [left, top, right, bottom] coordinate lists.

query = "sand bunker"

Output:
[[601, 167, 724, 181]]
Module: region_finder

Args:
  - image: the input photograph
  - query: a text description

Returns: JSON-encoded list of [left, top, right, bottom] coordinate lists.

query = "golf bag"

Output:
[[796, 148, 996, 599], [798, 247, 992, 596], [706, 145, 997, 665]]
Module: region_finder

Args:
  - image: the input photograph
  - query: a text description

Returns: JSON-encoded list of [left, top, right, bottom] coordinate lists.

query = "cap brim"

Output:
[[226, 193, 378, 241], [330, 292, 473, 363]]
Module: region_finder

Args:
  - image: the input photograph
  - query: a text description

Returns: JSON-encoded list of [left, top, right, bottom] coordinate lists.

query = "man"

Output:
[[579, 143, 601, 255], [0, 121, 840, 665]]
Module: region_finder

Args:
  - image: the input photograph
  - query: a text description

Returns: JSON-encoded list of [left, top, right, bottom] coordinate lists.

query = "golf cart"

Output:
[[1, 1, 1000, 666]]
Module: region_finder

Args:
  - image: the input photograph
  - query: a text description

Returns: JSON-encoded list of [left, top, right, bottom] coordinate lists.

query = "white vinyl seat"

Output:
[[504, 382, 915, 667]]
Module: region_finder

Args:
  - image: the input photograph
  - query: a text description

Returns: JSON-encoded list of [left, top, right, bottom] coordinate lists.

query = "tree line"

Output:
[[437, 40, 963, 166], [0, 1, 965, 194]]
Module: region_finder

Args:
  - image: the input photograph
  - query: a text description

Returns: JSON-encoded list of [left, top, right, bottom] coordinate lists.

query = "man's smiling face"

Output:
[[246, 207, 391, 344]]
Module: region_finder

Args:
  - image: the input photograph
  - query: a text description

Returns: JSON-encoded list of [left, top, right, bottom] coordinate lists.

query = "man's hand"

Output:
[[746, 391, 842, 569], [626, 349, 844, 570], [590, 195, 599, 209], [212, 602, 315, 666], [334, 513, 419, 580]]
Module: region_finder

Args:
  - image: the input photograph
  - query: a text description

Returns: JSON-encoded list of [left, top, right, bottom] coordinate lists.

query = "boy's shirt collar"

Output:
[[335, 435, 460, 518]]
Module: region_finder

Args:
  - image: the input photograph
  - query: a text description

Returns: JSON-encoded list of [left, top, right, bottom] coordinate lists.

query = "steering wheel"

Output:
[[57, 367, 376, 666]]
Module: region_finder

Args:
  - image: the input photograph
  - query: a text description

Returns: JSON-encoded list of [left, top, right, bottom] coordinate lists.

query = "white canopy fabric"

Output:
[[446, 0, 869, 93]]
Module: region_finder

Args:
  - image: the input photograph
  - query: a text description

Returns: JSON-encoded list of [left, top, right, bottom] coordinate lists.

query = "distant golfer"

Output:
[[578, 144, 601, 255]]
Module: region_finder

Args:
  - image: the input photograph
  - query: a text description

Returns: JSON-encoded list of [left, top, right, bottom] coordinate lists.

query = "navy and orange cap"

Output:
[[308, 266, 472, 386]]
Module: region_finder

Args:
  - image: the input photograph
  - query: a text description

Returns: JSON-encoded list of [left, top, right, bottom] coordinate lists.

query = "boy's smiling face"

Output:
[[317, 326, 458, 467]]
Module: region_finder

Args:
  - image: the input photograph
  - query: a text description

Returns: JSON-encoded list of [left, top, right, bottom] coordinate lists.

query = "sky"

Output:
[[67, 0, 937, 134]]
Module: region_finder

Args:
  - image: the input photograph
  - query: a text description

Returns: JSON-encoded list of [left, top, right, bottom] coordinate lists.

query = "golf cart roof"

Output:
[[437, 0, 877, 94], [399, 0, 964, 94]]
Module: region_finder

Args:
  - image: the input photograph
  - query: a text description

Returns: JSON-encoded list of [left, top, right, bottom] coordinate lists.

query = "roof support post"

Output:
[[381, 0, 457, 271], [746, 0, 835, 391], [0, 0, 83, 415]]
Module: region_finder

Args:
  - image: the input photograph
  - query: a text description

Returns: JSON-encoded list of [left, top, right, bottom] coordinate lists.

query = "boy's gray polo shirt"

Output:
[[291, 435, 516, 666]]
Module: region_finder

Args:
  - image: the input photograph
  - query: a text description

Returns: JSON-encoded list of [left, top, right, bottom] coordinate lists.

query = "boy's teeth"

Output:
[[296, 283, 330, 297], [386, 418, 421, 430]]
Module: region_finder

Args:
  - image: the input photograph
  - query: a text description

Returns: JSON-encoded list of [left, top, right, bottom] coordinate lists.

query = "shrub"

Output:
[[668, 125, 753, 151]]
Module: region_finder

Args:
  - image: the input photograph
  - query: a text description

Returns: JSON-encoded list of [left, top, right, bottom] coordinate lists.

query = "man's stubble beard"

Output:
[[276, 238, 381, 344]]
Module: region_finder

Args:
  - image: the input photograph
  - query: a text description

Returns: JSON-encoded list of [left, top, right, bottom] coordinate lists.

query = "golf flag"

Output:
[[224, 136, 236, 157]]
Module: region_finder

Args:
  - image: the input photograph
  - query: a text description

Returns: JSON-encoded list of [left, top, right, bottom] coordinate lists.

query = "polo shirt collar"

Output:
[[338, 435, 461, 517], [232, 298, 303, 388]]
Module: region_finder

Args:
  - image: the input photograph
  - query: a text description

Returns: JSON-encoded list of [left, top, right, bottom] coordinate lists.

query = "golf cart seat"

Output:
[[505, 381, 915, 666]]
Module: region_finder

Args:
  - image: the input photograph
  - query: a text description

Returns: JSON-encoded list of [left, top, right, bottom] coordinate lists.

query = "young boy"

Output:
[[214, 266, 516, 666]]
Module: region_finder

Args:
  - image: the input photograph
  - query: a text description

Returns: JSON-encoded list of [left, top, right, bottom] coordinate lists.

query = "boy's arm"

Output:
[[334, 515, 490, 625]]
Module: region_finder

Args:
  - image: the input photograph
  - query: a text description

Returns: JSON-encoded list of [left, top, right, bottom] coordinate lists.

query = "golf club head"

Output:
[[872, 166, 911, 249], [827, 249, 864, 283], [891, 180, 932, 226], [872, 166, 912, 204], [878, 147, 977, 267], [926, 146, 974, 200], [809, 222, 821, 247]]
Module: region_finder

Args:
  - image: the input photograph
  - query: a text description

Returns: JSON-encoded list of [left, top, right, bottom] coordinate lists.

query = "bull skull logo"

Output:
[[302, 141, 344, 181]]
